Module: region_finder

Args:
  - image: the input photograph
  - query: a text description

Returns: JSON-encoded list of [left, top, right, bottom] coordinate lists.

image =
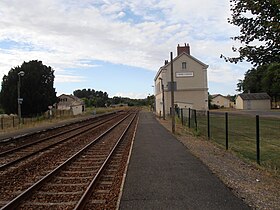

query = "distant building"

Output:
[[235, 93, 271, 110], [154, 43, 208, 116], [211, 94, 231, 108], [57, 94, 85, 115]]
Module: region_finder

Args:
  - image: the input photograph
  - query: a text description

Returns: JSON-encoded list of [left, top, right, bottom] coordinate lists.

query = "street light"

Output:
[[18, 71, 24, 124], [159, 77, 165, 120]]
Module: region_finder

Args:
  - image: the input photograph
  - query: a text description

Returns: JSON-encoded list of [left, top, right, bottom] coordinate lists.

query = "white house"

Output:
[[57, 94, 85, 115]]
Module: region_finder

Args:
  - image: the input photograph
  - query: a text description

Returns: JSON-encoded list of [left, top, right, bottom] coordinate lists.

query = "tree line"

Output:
[[236, 63, 280, 103], [73, 88, 154, 108]]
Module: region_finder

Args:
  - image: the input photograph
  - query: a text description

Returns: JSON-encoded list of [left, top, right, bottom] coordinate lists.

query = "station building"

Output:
[[154, 43, 209, 117]]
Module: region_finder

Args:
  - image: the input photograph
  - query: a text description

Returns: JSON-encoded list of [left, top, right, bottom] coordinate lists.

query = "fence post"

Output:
[[207, 111, 210, 140], [256, 115, 260, 165], [225, 112, 228, 150], [194, 109, 197, 131], [1, 118, 3, 130], [188, 108, 191, 128], [13, 116, 15, 127], [181, 109, 183, 125]]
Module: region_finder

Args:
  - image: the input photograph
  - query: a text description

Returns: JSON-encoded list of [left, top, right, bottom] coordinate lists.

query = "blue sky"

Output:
[[0, 0, 251, 98]]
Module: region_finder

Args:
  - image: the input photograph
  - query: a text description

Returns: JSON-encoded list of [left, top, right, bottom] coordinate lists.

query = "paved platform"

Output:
[[120, 111, 250, 210]]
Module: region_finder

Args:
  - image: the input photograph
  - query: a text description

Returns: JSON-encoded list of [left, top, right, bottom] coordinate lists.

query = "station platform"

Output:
[[120, 111, 250, 210]]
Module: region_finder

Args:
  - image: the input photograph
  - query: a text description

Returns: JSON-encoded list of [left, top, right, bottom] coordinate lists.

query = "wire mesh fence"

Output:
[[0, 109, 73, 131], [180, 108, 280, 171]]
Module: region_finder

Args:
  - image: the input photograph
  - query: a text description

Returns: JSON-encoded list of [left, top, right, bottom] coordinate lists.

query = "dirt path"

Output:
[[158, 117, 280, 210]]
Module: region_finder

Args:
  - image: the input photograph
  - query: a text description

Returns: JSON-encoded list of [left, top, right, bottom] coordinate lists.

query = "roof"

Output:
[[58, 94, 85, 106], [154, 52, 208, 81], [212, 94, 230, 100], [238, 93, 271, 100]]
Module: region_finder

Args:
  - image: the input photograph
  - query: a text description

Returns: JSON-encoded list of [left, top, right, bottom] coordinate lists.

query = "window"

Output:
[[182, 62, 187, 70]]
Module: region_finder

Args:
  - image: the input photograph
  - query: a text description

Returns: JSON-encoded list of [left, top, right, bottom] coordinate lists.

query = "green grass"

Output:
[[0, 107, 118, 132], [186, 113, 280, 173]]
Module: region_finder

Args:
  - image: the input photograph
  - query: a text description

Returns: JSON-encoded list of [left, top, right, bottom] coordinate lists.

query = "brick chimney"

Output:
[[177, 43, 190, 56]]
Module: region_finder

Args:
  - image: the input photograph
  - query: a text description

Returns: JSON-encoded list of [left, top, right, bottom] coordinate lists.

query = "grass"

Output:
[[186, 112, 280, 173], [0, 107, 120, 133]]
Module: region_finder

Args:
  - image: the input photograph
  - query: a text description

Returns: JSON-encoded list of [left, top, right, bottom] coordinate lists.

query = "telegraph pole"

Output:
[[159, 78, 165, 120], [170, 52, 175, 134]]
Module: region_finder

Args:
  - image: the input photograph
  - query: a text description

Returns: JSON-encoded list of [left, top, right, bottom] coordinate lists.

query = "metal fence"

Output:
[[179, 108, 280, 171], [0, 109, 73, 131]]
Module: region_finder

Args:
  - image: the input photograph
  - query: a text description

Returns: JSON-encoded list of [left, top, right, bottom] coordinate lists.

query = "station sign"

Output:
[[176, 72, 194, 77]]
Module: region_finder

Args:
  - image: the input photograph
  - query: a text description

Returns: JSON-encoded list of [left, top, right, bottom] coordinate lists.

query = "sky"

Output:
[[0, 0, 252, 99]]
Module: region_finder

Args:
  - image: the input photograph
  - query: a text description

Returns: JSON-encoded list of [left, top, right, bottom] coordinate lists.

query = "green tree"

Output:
[[73, 88, 109, 107], [237, 63, 280, 102], [261, 63, 280, 103], [222, 0, 280, 66], [0, 60, 57, 115]]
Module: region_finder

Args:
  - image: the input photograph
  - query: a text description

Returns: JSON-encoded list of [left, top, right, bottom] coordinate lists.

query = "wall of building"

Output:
[[163, 90, 207, 113], [212, 95, 230, 108], [243, 100, 271, 110], [236, 96, 271, 110], [163, 55, 207, 90], [72, 105, 84, 115], [235, 96, 244, 109]]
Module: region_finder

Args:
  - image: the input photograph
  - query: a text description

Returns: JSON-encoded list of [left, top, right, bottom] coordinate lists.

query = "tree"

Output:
[[261, 63, 280, 104], [237, 63, 280, 102], [73, 88, 109, 107], [0, 60, 57, 116], [222, 0, 280, 66]]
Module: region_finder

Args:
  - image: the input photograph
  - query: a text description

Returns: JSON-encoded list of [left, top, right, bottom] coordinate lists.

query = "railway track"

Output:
[[0, 111, 119, 152], [0, 112, 123, 170], [0, 109, 138, 209]]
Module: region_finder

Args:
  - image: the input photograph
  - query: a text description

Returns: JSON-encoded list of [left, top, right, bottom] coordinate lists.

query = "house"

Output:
[[57, 94, 85, 115], [211, 94, 231, 108], [235, 93, 271, 110], [154, 43, 209, 116]]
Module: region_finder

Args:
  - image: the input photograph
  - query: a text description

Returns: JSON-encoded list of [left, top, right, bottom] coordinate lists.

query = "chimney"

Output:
[[164, 60, 168, 65], [177, 43, 190, 56]]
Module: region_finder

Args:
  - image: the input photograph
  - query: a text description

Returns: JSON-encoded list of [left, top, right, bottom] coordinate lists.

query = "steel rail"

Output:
[[0, 111, 119, 144], [74, 112, 137, 210], [0, 113, 120, 156], [0, 113, 124, 171], [0, 112, 131, 210]]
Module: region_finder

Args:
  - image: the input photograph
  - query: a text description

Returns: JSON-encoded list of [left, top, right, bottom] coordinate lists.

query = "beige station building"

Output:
[[154, 43, 209, 116]]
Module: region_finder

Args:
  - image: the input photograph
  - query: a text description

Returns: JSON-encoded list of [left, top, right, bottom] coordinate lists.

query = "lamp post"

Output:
[[159, 78, 165, 120], [17, 71, 24, 124], [170, 52, 175, 134]]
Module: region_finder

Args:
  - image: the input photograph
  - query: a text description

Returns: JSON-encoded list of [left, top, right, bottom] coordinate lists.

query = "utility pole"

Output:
[[17, 71, 24, 124], [170, 52, 175, 134], [159, 78, 165, 120]]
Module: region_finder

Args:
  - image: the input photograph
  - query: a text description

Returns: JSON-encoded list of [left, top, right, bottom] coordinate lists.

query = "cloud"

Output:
[[55, 74, 86, 83], [0, 0, 250, 95]]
